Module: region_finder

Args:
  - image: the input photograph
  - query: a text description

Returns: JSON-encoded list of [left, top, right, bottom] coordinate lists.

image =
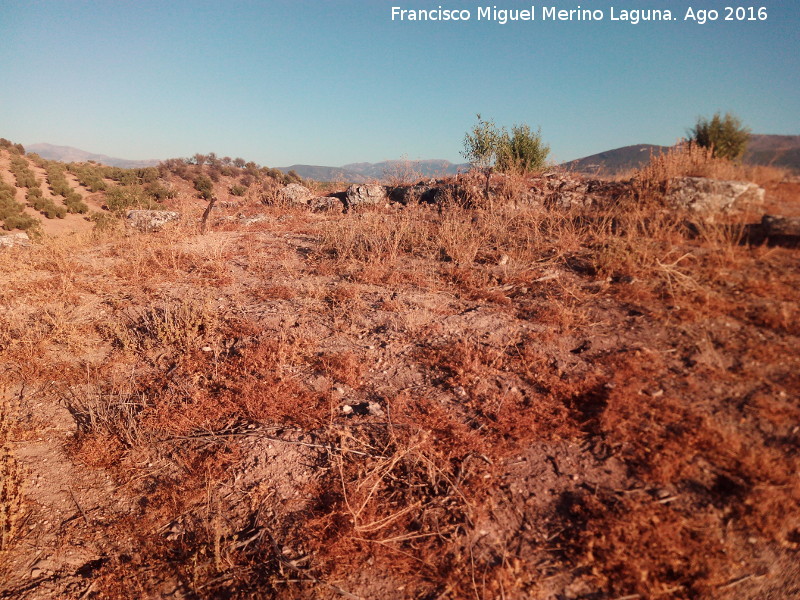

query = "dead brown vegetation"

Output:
[[0, 151, 799, 599]]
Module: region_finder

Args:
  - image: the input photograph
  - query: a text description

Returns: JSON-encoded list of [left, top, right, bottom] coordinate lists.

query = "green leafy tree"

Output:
[[462, 114, 504, 203], [689, 112, 750, 161], [462, 114, 502, 172], [497, 124, 550, 174], [462, 115, 551, 204]]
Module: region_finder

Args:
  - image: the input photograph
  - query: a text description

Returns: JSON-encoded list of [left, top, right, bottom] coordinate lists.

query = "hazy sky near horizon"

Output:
[[1, 1, 798, 166]]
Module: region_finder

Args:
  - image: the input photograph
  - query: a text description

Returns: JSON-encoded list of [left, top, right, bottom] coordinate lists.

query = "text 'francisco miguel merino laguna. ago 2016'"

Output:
[[390, 5, 677, 24], [391, 6, 769, 25]]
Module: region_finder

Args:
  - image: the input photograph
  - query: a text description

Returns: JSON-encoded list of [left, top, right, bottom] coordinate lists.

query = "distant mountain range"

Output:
[[24, 134, 799, 181], [277, 159, 470, 183], [565, 134, 800, 175], [564, 144, 670, 175], [25, 143, 160, 168]]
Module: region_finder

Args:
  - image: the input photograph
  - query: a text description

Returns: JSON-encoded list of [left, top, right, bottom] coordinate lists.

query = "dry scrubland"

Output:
[[0, 146, 799, 599]]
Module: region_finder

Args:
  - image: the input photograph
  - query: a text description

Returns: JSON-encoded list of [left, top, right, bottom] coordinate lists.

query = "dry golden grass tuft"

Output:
[[315, 351, 364, 388], [631, 141, 791, 206]]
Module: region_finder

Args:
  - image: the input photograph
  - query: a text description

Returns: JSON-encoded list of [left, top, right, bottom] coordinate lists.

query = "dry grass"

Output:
[[632, 142, 791, 204], [1, 158, 799, 599], [0, 389, 24, 554]]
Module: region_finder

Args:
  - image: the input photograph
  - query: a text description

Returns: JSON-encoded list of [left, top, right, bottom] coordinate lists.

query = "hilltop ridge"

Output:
[[566, 134, 800, 174]]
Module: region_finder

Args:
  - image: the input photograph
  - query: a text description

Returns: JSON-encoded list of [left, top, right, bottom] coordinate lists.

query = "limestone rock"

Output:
[[238, 214, 271, 226], [0, 231, 31, 248], [310, 196, 345, 212], [666, 177, 765, 214], [345, 184, 388, 209], [762, 215, 800, 239], [546, 178, 592, 209], [389, 183, 438, 205], [525, 173, 628, 209], [280, 183, 313, 205], [125, 210, 181, 232]]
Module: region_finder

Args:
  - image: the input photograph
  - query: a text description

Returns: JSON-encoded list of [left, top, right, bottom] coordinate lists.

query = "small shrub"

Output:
[[89, 211, 121, 232], [104, 185, 158, 213], [497, 124, 550, 174], [67, 163, 109, 192], [9, 156, 39, 188], [1, 212, 39, 231], [62, 192, 88, 214], [284, 169, 302, 184], [194, 175, 214, 200], [0, 181, 39, 230], [145, 181, 175, 201], [689, 112, 750, 161], [27, 188, 67, 219], [0, 138, 24, 154]]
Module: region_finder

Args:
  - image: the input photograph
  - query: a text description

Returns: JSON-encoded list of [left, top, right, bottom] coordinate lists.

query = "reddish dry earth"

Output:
[[0, 157, 798, 599]]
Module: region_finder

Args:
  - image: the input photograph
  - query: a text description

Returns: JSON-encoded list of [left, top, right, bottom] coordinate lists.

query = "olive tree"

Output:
[[462, 115, 551, 205], [461, 114, 503, 203]]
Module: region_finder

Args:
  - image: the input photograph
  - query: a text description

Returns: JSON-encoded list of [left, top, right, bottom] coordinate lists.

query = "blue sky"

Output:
[[1, 1, 798, 166]]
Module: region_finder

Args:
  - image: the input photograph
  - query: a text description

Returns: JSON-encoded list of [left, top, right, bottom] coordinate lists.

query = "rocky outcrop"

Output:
[[280, 183, 314, 205], [543, 177, 594, 208], [521, 173, 629, 208], [383, 173, 628, 209], [125, 210, 181, 232], [389, 182, 439, 205], [666, 177, 765, 215], [762, 215, 800, 240], [310, 196, 345, 212], [344, 184, 388, 209], [0, 232, 31, 248]]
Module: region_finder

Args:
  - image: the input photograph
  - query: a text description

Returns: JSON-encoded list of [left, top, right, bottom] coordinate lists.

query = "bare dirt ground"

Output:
[[1, 162, 799, 599]]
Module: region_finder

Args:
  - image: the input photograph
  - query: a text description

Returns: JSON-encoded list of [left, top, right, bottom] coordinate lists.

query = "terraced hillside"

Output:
[[0, 144, 300, 236]]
